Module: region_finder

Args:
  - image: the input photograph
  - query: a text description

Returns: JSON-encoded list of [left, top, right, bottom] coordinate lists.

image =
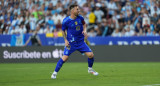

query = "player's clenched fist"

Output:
[[82, 31, 87, 37]]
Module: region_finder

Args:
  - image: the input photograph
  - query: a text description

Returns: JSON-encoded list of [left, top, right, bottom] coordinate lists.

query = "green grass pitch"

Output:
[[0, 62, 160, 86]]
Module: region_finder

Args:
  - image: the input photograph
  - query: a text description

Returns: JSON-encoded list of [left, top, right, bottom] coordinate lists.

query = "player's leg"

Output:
[[85, 52, 98, 75], [51, 45, 75, 79], [51, 55, 68, 79], [85, 52, 94, 68], [54, 55, 69, 73], [77, 42, 98, 75]]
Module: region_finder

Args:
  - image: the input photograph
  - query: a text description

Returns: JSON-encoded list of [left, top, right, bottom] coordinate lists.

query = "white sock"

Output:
[[53, 71, 57, 74], [88, 67, 92, 70]]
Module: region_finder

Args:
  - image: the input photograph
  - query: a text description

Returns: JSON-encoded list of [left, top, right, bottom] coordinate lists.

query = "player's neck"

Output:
[[70, 14, 77, 20]]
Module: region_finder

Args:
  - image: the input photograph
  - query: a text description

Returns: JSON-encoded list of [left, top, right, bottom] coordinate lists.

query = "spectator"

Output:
[[94, 7, 104, 23], [56, 20, 62, 30], [13, 4, 21, 15], [112, 11, 120, 29], [137, 29, 145, 36], [124, 20, 135, 31], [151, 13, 159, 24], [107, 0, 117, 16], [47, 3, 53, 11], [10, 26, 17, 34], [32, 8, 43, 19], [59, 12, 66, 23], [146, 28, 153, 36], [36, 25, 44, 34], [88, 9, 96, 25], [82, 3, 90, 13], [135, 22, 142, 34], [118, 13, 125, 24], [11, 16, 18, 27], [16, 24, 27, 34], [56, 1, 63, 13], [3, 24, 11, 35], [53, 29, 58, 38], [150, 1, 160, 16], [29, 14, 37, 32], [24, 30, 42, 46], [143, 19, 150, 32], [124, 27, 135, 37], [0, 28, 3, 34], [101, 19, 109, 36], [17, 14, 23, 25], [106, 19, 115, 36], [100, 3, 107, 18], [0, 5, 2, 14], [136, 3, 141, 13], [36, 15, 45, 29], [142, 8, 150, 27], [120, 29, 126, 37], [27, 0, 34, 10], [47, 17, 55, 31], [95, 23, 103, 36], [44, 25, 52, 33], [150, 21, 155, 31], [51, 6, 57, 15], [153, 30, 159, 36], [124, 10, 133, 22], [0, 19, 6, 33], [52, 12, 61, 25], [112, 29, 121, 37], [155, 19, 160, 33], [6, 18, 11, 26], [122, 2, 132, 15], [88, 29, 97, 37]]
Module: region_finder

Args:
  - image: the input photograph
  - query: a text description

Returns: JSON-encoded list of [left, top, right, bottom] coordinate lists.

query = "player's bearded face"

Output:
[[74, 6, 80, 16]]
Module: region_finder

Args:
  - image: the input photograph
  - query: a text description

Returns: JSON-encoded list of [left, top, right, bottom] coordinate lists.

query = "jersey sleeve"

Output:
[[79, 15, 84, 21], [62, 19, 67, 31], [79, 15, 85, 25]]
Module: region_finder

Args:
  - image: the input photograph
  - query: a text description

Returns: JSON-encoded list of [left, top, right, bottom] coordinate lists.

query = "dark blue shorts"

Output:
[[63, 41, 92, 56]]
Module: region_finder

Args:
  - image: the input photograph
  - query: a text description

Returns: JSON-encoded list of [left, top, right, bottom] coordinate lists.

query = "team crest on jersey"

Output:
[[75, 21, 78, 25], [76, 26, 80, 31]]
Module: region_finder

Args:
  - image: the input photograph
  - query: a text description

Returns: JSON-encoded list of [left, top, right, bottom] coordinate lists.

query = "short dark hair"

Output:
[[69, 4, 78, 10]]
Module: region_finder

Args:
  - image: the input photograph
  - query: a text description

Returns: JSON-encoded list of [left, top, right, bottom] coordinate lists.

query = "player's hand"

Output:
[[65, 40, 69, 47], [82, 31, 87, 37]]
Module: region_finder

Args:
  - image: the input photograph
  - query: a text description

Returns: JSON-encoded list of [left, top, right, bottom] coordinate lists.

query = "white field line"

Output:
[[143, 84, 160, 86]]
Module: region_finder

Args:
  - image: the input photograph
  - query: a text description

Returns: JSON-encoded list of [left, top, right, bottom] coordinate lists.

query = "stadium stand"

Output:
[[0, 0, 160, 37]]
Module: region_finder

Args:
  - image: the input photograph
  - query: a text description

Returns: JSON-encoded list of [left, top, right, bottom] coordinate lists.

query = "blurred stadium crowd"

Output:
[[0, 0, 160, 37]]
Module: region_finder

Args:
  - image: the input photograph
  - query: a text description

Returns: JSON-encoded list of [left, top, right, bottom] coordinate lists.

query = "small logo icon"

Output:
[[75, 21, 78, 25]]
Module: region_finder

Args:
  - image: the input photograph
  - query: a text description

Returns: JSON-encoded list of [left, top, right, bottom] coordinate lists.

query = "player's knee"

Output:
[[62, 55, 69, 62], [88, 53, 94, 58], [91, 53, 94, 58]]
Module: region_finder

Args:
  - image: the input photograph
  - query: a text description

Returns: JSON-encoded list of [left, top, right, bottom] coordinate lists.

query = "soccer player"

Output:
[[51, 4, 98, 79]]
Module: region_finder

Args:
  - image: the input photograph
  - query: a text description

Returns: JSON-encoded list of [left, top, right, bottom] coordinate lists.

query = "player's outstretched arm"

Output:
[[62, 30, 69, 47], [82, 23, 87, 37]]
